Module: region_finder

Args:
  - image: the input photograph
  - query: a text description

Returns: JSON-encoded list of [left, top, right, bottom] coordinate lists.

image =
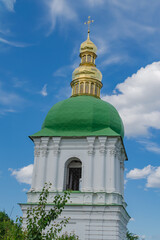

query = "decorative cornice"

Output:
[[41, 149, 49, 158], [108, 148, 117, 157], [98, 136, 107, 153], [120, 161, 124, 170], [34, 138, 41, 158], [40, 137, 49, 158], [34, 149, 40, 158], [52, 137, 61, 155], [87, 137, 95, 155]]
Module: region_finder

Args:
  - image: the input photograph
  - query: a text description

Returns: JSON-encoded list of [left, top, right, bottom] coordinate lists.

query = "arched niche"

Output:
[[87, 55, 91, 62], [64, 158, 82, 191], [82, 55, 86, 63]]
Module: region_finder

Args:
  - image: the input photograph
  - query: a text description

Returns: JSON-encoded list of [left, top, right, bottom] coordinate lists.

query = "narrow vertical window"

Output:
[[80, 83, 84, 93], [87, 55, 91, 63], [95, 85, 98, 96], [73, 85, 75, 95], [91, 83, 94, 94], [97, 87, 100, 97], [66, 160, 82, 191], [82, 55, 86, 63], [75, 83, 79, 94], [85, 82, 89, 94]]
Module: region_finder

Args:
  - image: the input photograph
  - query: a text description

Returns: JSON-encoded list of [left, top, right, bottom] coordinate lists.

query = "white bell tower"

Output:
[[20, 18, 130, 240]]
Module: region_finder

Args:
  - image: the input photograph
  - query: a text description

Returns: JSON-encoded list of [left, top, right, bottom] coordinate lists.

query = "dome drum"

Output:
[[79, 51, 97, 65], [71, 79, 102, 98]]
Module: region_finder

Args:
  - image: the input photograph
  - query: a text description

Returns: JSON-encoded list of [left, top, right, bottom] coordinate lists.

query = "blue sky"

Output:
[[0, 0, 160, 239]]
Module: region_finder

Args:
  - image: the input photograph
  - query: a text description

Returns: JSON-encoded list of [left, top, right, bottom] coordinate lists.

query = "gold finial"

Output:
[[84, 16, 94, 39]]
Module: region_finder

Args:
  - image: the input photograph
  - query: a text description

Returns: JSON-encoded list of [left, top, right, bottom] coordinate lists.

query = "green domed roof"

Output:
[[31, 96, 124, 138]]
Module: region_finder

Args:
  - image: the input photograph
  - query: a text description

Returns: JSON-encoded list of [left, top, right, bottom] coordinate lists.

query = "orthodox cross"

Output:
[[84, 16, 94, 34]]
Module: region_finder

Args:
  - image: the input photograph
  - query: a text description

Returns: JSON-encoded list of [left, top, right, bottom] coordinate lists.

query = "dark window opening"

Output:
[[87, 55, 91, 62], [66, 160, 82, 191], [80, 83, 84, 93]]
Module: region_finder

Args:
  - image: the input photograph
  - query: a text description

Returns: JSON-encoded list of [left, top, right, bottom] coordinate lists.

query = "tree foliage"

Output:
[[0, 183, 79, 239], [0, 211, 24, 240], [23, 183, 71, 240], [57, 232, 79, 240], [126, 231, 139, 240]]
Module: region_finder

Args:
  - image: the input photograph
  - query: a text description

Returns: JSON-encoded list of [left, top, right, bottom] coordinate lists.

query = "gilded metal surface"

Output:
[[71, 17, 103, 98]]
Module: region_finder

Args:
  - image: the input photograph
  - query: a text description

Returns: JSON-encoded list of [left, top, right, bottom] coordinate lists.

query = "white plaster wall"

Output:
[[24, 136, 129, 240], [31, 136, 126, 197], [20, 204, 129, 240]]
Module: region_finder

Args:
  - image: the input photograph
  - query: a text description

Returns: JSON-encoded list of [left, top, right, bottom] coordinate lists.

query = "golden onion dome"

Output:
[[80, 37, 97, 56], [72, 65, 102, 82], [70, 16, 103, 98]]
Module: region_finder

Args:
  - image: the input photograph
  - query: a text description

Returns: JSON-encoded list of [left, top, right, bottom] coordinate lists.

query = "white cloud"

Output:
[[40, 84, 48, 97], [53, 66, 69, 78], [9, 164, 33, 185], [12, 77, 27, 88], [95, 37, 109, 56], [0, 0, 16, 12], [127, 165, 160, 188], [0, 82, 22, 106], [86, 0, 104, 7], [53, 62, 77, 78], [127, 165, 153, 179], [140, 235, 146, 240], [146, 167, 160, 188], [101, 56, 124, 67], [0, 82, 25, 116], [138, 140, 160, 154], [129, 217, 135, 222], [0, 108, 16, 115], [102, 61, 160, 137], [22, 188, 29, 192], [44, 0, 77, 34], [0, 37, 29, 48]]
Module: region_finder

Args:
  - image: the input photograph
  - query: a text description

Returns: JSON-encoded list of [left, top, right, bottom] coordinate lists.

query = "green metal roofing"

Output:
[[31, 96, 124, 138]]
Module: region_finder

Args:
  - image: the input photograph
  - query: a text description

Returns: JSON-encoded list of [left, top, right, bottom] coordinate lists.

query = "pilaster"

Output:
[[115, 147, 121, 194], [45, 137, 59, 190], [106, 138, 117, 193], [38, 137, 49, 189], [31, 138, 41, 190], [97, 136, 107, 192], [83, 137, 95, 192], [120, 161, 125, 197], [51, 137, 61, 191]]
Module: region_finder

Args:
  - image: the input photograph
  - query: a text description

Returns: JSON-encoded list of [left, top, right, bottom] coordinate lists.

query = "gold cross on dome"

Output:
[[84, 16, 94, 34]]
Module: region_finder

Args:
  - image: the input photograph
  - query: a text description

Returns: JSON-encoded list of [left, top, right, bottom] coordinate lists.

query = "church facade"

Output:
[[20, 19, 130, 240]]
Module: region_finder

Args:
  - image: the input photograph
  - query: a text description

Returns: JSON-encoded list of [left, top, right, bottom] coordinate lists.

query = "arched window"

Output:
[[97, 87, 100, 97], [95, 85, 98, 96], [87, 55, 91, 63], [91, 83, 94, 94], [82, 55, 86, 63], [92, 56, 94, 63], [75, 83, 79, 94], [85, 82, 89, 94], [73, 85, 75, 95], [80, 83, 84, 93], [66, 160, 82, 191]]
